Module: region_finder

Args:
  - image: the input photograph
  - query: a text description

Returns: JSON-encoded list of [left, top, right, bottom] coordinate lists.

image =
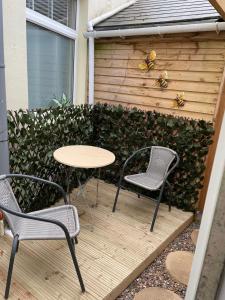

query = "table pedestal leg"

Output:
[[95, 168, 101, 207], [75, 172, 94, 231], [65, 166, 72, 204]]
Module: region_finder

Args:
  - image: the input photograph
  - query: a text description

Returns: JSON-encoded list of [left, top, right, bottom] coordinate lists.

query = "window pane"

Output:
[[26, 0, 76, 29], [34, 0, 51, 18], [27, 22, 74, 109], [26, 0, 33, 9], [53, 0, 68, 25]]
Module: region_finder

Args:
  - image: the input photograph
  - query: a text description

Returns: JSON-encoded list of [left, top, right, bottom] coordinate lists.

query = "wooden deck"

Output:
[[0, 180, 193, 300]]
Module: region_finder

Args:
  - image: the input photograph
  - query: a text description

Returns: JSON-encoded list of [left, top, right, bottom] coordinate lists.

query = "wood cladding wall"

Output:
[[94, 32, 225, 122]]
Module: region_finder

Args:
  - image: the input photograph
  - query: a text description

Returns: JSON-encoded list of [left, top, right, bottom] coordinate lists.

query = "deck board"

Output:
[[0, 180, 193, 300]]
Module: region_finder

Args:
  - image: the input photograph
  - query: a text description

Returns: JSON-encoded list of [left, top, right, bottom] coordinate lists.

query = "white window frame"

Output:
[[25, 2, 78, 104], [26, 8, 77, 40]]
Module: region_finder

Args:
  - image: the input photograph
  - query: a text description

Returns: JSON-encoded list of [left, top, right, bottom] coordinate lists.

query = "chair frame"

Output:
[[0, 174, 85, 299], [112, 147, 179, 232]]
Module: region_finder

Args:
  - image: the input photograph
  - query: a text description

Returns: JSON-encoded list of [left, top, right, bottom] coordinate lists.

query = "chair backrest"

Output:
[[147, 146, 177, 182], [0, 176, 22, 234]]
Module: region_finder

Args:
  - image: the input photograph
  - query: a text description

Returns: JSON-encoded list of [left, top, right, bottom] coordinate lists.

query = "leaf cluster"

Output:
[[8, 103, 214, 212]]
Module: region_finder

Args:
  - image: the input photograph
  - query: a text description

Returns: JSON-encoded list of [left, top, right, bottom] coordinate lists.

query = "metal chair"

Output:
[[0, 174, 85, 299], [112, 146, 179, 232]]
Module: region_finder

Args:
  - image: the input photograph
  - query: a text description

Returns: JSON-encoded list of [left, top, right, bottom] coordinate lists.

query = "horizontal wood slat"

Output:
[[95, 67, 222, 83], [95, 83, 218, 104], [95, 40, 225, 50], [95, 75, 220, 94], [95, 51, 225, 62], [95, 59, 224, 72], [96, 99, 213, 121], [95, 91, 215, 114], [95, 33, 225, 121]]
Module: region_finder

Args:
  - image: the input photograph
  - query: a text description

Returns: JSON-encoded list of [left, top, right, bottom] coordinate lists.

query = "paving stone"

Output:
[[191, 229, 199, 246], [134, 287, 182, 300], [165, 251, 194, 285]]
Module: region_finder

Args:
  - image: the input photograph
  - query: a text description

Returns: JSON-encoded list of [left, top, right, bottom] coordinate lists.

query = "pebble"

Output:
[[116, 223, 199, 300]]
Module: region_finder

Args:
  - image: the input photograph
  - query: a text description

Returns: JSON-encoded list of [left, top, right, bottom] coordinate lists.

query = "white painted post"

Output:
[[0, 0, 9, 175], [185, 113, 225, 300]]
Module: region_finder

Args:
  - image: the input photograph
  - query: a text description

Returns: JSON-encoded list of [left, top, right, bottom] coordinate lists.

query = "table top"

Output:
[[53, 145, 115, 169]]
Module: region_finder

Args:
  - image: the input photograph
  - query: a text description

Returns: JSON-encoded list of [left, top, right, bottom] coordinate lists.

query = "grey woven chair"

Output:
[[112, 146, 179, 231], [0, 174, 85, 299]]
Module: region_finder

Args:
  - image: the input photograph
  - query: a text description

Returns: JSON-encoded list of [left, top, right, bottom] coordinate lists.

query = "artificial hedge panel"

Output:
[[93, 104, 214, 211], [8, 105, 93, 211], [8, 103, 214, 212]]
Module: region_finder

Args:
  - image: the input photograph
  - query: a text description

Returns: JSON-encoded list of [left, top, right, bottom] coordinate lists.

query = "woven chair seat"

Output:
[[16, 205, 80, 240], [125, 173, 163, 190]]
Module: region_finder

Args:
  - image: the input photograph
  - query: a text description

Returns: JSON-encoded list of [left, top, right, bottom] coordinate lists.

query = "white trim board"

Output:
[[26, 8, 77, 39], [72, 0, 80, 105], [185, 112, 225, 300]]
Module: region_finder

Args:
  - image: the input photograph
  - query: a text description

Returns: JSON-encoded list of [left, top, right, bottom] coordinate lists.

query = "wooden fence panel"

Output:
[[94, 32, 225, 122]]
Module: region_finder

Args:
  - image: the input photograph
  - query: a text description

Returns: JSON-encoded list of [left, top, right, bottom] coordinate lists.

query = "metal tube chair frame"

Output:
[[112, 146, 180, 232], [0, 174, 85, 299]]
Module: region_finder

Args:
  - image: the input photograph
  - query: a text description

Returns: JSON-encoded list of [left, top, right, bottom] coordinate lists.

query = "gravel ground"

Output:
[[117, 222, 199, 300]]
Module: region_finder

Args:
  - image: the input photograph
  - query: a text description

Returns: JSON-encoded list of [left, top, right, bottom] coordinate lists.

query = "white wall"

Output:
[[88, 0, 131, 20], [2, 0, 28, 110]]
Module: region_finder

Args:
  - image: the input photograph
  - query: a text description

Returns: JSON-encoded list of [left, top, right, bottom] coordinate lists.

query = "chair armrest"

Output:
[[0, 204, 71, 240], [5, 174, 68, 204]]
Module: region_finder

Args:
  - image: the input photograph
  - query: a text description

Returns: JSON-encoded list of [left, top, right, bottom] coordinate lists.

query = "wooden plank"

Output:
[[95, 50, 225, 61], [208, 0, 225, 20], [95, 58, 224, 72], [0, 180, 193, 300], [95, 75, 220, 94], [94, 91, 215, 115], [198, 67, 225, 210], [96, 99, 213, 121], [95, 40, 225, 50], [96, 46, 225, 55], [95, 67, 222, 84], [94, 83, 218, 104]]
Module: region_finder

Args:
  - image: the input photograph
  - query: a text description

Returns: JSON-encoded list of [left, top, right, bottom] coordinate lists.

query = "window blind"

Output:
[[26, 0, 76, 29]]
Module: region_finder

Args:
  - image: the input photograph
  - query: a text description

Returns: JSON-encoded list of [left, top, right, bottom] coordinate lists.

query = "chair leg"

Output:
[[168, 198, 171, 212], [112, 177, 123, 212], [150, 185, 165, 232], [66, 237, 85, 293], [5, 235, 19, 299], [166, 180, 172, 212], [16, 241, 20, 253]]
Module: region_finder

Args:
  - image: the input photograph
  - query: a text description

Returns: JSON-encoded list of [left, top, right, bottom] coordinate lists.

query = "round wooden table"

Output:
[[53, 145, 115, 169], [53, 145, 115, 226]]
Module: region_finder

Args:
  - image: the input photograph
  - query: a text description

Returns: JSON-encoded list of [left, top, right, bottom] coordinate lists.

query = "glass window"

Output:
[[27, 22, 74, 109], [26, 0, 76, 29]]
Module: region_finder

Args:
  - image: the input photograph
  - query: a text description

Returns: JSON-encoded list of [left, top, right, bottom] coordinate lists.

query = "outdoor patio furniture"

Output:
[[112, 146, 179, 231], [0, 174, 85, 299], [54, 145, 115, 226]]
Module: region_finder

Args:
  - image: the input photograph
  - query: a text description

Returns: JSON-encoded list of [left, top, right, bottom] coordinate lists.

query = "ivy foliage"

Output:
[[92, 104, 214, 211], [8, 105, 93, 212], [8, 103, 214, 212]]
